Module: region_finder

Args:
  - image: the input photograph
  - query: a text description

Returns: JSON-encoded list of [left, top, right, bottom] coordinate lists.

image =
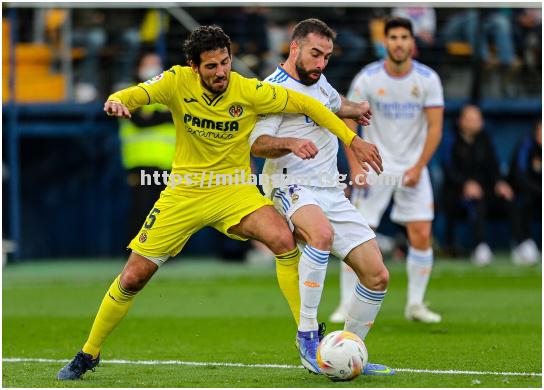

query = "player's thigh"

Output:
[[391, 167, 434, 224], [351, 181, 395, 228], [209, 185, 293, 253], [128, 190, 203, 265], [290, 204, 334, 250], [322, 188, 377, 261], [283, 187, 333, 249]]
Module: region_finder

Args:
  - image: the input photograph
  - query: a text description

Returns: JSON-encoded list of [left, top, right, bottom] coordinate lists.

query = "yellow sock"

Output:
[[82, 275, 136, 358], [275, 247, 301, 326]]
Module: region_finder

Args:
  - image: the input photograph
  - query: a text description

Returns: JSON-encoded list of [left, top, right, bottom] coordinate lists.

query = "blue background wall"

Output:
[[2, 99, 541, 259]]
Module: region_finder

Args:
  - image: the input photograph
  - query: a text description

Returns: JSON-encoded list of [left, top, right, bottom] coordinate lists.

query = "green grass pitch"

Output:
[[2, 256, 541, 387]]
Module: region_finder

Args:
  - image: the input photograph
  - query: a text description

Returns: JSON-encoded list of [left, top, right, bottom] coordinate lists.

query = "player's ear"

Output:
[[189, 60, 198, 73], [290, 40, 298, 55]]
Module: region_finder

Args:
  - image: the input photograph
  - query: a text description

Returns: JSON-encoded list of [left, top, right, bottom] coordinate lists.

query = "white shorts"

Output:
[[351, 167, 434, 227], [271, 185, 376, 260]]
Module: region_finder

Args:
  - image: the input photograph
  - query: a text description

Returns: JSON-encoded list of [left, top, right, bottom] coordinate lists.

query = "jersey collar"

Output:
[[383, 59, 414, 79], [277, 64, 306, 85]]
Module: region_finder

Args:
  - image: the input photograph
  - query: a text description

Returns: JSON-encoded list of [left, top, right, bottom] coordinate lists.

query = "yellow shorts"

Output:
[[128, 185, 273, 265]]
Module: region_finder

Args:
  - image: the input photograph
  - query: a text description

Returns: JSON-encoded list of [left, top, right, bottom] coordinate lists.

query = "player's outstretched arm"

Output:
[[283, 89, 354, 145], [251, 135, 318, 159], [104, 86, 150, 118], [284, 89, 382, 173]]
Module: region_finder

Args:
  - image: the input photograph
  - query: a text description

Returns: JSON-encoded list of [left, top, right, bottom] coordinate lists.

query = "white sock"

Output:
[[298, 244, 329, 332], [406, 246, 433, 306], [344, 281, 386, 341], [340, 262, 358, 307]]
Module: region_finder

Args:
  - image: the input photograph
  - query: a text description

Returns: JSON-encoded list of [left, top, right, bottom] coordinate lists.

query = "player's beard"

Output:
[[295, 57, 321, 86], [202, 75, 229, 95], [386, 46, 411, 65]]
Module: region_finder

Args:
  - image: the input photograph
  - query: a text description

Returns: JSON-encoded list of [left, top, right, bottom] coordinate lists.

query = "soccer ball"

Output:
[[316, 330, 368, 381]]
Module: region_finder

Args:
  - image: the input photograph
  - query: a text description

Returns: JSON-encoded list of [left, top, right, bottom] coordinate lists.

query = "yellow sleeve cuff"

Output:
[[107, 86, 150, 111]]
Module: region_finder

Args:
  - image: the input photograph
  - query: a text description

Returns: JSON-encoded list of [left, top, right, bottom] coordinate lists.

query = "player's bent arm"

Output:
[[251, 135, 318, 159], [413, 107, 444, 169], [283, 89, 356, 146]]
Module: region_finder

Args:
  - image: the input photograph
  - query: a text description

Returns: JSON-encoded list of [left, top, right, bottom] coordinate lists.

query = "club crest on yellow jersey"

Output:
[[228, 105, 244, 118], [139, 231, 148, 243]]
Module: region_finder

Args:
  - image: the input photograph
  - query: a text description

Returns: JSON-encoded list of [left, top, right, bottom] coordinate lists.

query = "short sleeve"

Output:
[[328, 86, 342, 113], [137, 66, 179, 106], [424, 71, 444, 108], [346, 71, 368, 103], [249, 114, 283, 147], [251, 80, 289, 114]]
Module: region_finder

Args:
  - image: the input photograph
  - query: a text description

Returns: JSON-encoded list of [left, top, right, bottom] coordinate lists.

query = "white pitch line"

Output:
[[3, 357, 542, 377]]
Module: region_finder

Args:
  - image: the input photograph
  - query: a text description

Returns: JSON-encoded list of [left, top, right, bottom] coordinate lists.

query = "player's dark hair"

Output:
[[384, 16, 414, 37], [291, 18, 336, 42], [183, 25, 232, 66]]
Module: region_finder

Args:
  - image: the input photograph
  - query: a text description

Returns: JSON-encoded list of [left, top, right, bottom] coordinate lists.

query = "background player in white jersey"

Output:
[[250, 18, 393, 376], [331, 16, 444, 324]]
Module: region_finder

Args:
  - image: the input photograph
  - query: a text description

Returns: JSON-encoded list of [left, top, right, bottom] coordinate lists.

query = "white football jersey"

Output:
[[347, 60, 444, 173], [249, 66, 342, 194]]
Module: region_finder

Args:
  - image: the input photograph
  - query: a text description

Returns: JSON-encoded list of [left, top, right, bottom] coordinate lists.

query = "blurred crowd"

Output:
[[8, 6, 542, 101], [441, 108, 541, 265]]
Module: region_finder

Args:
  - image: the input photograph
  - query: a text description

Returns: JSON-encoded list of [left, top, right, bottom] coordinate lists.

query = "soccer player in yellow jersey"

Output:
[[57, 25, 382, 380]]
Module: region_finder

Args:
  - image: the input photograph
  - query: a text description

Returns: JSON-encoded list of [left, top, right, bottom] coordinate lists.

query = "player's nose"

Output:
[[216, 65, 227, 78], [316, 58, 326, 70]]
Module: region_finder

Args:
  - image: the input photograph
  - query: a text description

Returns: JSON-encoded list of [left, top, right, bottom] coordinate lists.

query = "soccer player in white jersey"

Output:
[[330, 16, 444, 324], [250, 19, 394, 376]]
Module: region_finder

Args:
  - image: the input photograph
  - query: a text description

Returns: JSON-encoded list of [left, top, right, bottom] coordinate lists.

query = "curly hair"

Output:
[[182, 25, 232, 66]]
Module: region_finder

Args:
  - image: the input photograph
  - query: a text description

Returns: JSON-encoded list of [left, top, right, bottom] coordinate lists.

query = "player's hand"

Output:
[[494, 180, 514, 201], [403, 165, 423, 187], [353, 102, 372, 127], [463, 180, 484, 200], [104, 100, 131, 118], [349, 137, 382, 174], [290, 139, 318, 160]]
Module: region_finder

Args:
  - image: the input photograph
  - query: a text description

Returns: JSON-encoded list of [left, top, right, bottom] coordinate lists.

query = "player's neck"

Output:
[[384, 57, 412, 77], [280, 60, 300, 81]]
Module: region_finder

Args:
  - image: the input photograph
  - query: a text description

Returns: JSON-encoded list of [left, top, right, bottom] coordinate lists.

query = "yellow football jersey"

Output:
[[108, 66, 356, 192], [120, 66, 289, 189]]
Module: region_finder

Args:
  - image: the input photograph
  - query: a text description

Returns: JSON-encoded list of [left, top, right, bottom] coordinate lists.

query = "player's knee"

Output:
[[120, 269, 148, 292], [410, 227, 431, 249], [307, 225, 334, 251], [360, 265, 389, 291], [269, 226, 296, 254], [376, 267, 390, 291]]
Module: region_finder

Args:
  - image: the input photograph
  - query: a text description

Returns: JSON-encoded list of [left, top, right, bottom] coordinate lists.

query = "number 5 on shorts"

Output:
[[144, 208, 160, 229]]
